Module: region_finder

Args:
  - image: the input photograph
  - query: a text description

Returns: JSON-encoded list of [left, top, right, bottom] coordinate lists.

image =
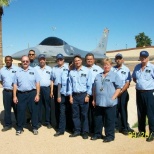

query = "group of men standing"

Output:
[[0, 49, 154, 143]]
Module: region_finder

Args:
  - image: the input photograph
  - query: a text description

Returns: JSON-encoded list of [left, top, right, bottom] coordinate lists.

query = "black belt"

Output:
[[73, 92, 86, 95], [137, 89, 154, 92], [4, 89, 13, 92], [18, 89, 36, 93]]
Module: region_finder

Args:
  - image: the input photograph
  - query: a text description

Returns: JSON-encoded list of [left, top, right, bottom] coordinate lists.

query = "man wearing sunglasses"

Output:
[[51, 54, 68, 129], [26, 50, 39, 124], [13, 55, 40, 135], [28, 50, 39, 67], [113, 53, 133, 135]]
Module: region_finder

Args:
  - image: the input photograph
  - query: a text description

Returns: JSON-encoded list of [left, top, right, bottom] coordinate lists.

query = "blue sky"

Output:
[[2, 0, 154, 56]]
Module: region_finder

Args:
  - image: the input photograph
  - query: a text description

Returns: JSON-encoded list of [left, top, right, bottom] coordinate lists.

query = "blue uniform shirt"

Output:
[[30, 59, 39, 67], [112, 64, 131, 87], [69, 66, 92, 95], [87, 64, 103, 84], [14, 66, 40, 91], [35, 65, 52, 87], [57, 68, 70, 96], [0, 65, 19, 90], [51, 63, 68, 86], [93, 70, 122, 107], [132, 62, 154, 90]]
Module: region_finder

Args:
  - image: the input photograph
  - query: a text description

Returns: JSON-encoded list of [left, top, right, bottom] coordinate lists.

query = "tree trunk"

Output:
[[0, 7, 3, 68]]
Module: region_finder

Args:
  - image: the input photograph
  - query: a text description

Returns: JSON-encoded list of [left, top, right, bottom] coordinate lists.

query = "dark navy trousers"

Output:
[[53, 85, 59, 129], [58, 95, 73, 133], [38, 86, 51, 125], [17, 90, 38, 131], [88, 96, 95, 133], [115, 90, 129, 131], [72, 92, 89, 134], [3, 90, 17, 127], [136, 90, 154, 134], [94, 105, 116, 140]]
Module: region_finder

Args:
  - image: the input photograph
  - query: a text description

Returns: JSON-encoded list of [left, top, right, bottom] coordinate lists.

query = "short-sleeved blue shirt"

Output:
[[69, 66, 92, 95], [14, 66, 40, 91], [35, 65, 52, 87], [51, 63, 68, 85], [93, 70, 122, 107], [87, 64, 103, 84], [0, 65, 19, 90], [57, 68, 70, 96], [132, 62, 154, 90], [112, 64, 131, 87]]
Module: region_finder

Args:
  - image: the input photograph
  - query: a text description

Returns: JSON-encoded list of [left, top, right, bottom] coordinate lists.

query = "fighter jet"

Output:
[[12, 28, 109, 61]]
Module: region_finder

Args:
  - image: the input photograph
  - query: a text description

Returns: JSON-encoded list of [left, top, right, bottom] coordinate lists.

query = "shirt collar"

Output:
[[5, 65, 13, 70], [114, 64, 124, 70]]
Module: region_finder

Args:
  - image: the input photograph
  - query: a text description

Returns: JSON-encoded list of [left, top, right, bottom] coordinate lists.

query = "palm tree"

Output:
[[135, 32, 152, 47], [0, 0, 10, 68]]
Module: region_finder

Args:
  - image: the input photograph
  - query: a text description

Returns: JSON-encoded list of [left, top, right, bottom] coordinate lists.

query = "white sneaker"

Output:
[[33, 129, 38, 135], [16, 130, 24, 135]]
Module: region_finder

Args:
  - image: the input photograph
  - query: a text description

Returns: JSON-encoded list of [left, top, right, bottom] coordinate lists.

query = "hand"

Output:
[[69, 96, 73, 104], [85, 96, 89, 103], [92, 100, 96, 107], [50, 92, 54, 98], [57, 97, 61, 103], [13, 96, 18, 104], [34, 95, 39, 102]]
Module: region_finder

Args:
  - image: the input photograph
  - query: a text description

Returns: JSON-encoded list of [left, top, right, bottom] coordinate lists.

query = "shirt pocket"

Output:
[[144, 73, 151, 81], [80, 76, 86, 84]]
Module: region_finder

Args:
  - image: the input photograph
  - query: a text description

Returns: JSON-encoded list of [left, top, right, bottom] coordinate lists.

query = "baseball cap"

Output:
[[56, 53, 64, 59], [73, 54, 82, 60], [115, 53, 123, 59], [38, 54, 46, 59], [140, 50, 149, 57]]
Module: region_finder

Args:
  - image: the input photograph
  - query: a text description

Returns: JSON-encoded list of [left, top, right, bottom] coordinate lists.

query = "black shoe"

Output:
[[69, 132, 80, 137], [121, 130, 129, 135], [146, 133, 154, 142], [91, 135, 102, 140], [103, 138, 114, 143], [128, 127, 134, 133], [54, 132, 64, 137], [1, 126, 12, 132], [47, 124, 52, 129], [16, 130, 24, 135], [82, 133, 88, 139]]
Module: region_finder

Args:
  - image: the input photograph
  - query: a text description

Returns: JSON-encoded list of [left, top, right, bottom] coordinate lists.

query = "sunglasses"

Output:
[[28, 54, 35, 56], [22, 60, 29, 63]]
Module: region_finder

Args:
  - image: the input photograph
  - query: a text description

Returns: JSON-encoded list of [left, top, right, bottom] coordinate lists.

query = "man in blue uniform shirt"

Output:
[[28, 50, 39, 67], [26, 49, 39, 124], [35, 54, 53, 129], [132, 50, 154, 142], [13, 55, 40, 135], [69, 54, 92, 139], [85, 53, 103, 134], [113, 53, 133, 135], [51, 53, 68, 129], [54, 61, 73, 137], [0, 56, 18, 131]]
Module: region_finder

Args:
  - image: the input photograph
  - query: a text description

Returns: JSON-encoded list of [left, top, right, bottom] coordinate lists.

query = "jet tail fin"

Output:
[[92, 28, 109, 56]]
